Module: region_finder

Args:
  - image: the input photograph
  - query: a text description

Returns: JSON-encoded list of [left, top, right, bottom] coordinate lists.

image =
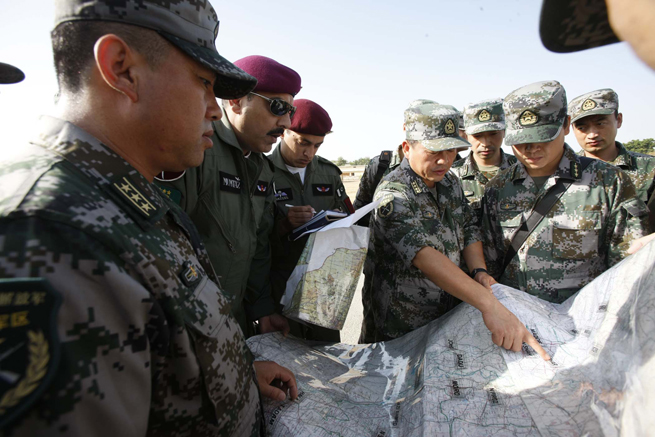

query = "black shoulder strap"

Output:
[[500, 157, 593, 276], [372, 150, 393, 189]]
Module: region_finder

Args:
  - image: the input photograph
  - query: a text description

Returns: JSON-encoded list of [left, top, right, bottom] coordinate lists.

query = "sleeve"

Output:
[[244, 190, 276, 321], [480, 186, 505, 279], [606, 170, 650, 266], [456, 181, 482, 248], [371, 188, 433, 270], [0, 218, 155, 437], [353, 159, 378, 210]]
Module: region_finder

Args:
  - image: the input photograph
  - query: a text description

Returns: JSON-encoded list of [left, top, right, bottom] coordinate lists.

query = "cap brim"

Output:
[[539, 0, 620, 53], [505, 123, 562, 146], [159, 32, 257, 99], [421, 136, 470, 152], [0, 62, 25, 84], [571, 108, 615, 123], [465, 122, 505, 135]]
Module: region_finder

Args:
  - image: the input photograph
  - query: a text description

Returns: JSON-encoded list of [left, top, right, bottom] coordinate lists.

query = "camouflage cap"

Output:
[[463, 98, 505, 135], [539, 0, 620, 53], [405, 103, 470, 152], [458, 112, 465, 131], [569, 88, 618, 123], [0, 62, 24, 84], [503, 80, 567, 146], [53, 0, 257, 99]]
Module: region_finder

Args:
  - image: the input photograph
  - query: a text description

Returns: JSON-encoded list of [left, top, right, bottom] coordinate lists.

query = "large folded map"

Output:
[[248, 241, 655, 436]]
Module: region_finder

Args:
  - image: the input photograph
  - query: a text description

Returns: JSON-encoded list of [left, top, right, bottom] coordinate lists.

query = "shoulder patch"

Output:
[[0, 278, 61, 429], [377, 193, 395, 218]]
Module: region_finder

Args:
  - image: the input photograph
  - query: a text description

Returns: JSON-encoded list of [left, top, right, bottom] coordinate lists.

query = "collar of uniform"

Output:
[[611, 142, 634, 169], [214, 107, 243, 154], [400, 156, 451, 195], [32, 116, 169, 229], [459, 153, 478, 178], [499, 149, 515, 170]]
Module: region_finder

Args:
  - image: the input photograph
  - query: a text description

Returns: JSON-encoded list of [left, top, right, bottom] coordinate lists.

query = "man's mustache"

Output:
[[267, 128, 285, 137]]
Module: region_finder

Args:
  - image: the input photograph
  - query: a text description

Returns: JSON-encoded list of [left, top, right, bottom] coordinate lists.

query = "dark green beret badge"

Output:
[[0, 278, 61, 429]]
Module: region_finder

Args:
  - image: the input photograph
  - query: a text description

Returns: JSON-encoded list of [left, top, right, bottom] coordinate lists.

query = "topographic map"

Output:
[[282, 226, 369, 330], [249, 241, 655, 436]]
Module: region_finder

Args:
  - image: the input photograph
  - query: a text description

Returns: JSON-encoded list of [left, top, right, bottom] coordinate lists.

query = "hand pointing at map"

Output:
[[413, 246, 551, 361]]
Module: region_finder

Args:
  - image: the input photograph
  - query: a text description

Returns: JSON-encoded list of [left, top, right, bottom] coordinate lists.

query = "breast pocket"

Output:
[[552, 211, 601, 260], [499, 211, 523, 242]]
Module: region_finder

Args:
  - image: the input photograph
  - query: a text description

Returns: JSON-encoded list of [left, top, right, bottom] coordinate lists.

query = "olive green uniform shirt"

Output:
[[268, 146, 350, 340], [156, 113, 276, 333]]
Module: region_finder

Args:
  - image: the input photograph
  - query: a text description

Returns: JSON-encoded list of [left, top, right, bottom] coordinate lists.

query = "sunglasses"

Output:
[[250, 92, 296, 118]]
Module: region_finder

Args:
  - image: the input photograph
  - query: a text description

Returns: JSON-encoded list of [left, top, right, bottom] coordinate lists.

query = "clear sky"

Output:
[[1, 0, 654, 161]]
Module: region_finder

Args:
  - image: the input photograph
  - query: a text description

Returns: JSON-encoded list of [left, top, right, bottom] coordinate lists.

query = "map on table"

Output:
[[249, 241, 655, 436], [281, 226, 369, 330]]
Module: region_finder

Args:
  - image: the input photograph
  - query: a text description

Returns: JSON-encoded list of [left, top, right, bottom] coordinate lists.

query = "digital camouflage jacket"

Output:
[[363, 158, 481, 341], [450, 149, 517, 211], [0, 117, 261, 436], [579, 141, 655, 232], [482, 144, 649, 303]]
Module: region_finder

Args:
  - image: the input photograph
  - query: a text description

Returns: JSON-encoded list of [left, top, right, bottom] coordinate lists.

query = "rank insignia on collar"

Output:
[[158, 186, 182, 206], [478, 110, 491, 122], [0, 278, 61, 429], [113, 176, 157, 217], [571, 161, 582, 179], [180, 261, 201, 287], [411, 180, 424, 195], [582, 99, 597, 111], [519, 110, 538, 126], [500, 202, 517, 210], [444, 119, 456, 135]]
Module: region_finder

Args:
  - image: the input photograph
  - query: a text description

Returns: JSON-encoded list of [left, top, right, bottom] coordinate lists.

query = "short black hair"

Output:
[[51, 21, 170, 94]]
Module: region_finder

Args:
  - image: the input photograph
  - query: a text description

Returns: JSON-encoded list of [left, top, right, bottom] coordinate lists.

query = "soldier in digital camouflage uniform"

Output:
[[360, 102, 550, 361], [353, 99, 437, 225], [482, 80, 649, 303], [451, 98, 516, 213], [268, 99, 352, 341], [156, 55, 302, 337], [0, 1, 298, 434], [569, 89, 655, 232]]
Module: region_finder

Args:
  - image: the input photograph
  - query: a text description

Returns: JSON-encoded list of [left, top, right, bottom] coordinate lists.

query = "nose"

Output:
[[278, 112, 292, 129], [207, 95, 222, 121]]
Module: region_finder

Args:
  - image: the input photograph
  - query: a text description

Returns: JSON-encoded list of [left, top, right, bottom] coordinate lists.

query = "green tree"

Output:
[[349, 157, 371, 165], [624, 138, 655, 155], [333, 156, 348, 166]]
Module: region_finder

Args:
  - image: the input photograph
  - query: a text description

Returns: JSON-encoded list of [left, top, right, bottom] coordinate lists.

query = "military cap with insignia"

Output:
[[53, 0, 257, 99], [539, 0, 620, 53], [568, 88, 619, 123], [405, 102, 470, 152], [463, 98, 505, 135], [503, 80, 567, 146], [0, 62, 25, 84]]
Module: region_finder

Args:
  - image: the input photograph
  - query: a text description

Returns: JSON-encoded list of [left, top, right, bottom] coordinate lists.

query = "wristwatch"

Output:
[[470, 268, 488, 278]]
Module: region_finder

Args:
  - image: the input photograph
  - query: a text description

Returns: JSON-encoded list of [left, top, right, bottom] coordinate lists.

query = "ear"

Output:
[[616, 112, 623, 128], [94, 34, 139, 102], [402, 140, 411, 156], [227, 97, 245, 114], [562, 115, 571, 135]]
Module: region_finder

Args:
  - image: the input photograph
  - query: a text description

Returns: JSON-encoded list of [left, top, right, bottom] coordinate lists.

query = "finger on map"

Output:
[[525, 334, 551, 361]]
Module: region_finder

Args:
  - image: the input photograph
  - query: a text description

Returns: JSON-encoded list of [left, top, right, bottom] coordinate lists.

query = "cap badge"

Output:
[[582, 99, 597, 111], [478, 110, 491, 122], [519, 110, 538, 126], [444, 119, 456, 135]]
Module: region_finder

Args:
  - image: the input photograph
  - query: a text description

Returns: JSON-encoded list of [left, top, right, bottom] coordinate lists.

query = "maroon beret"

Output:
[[233, 55, 301, 96], [289, 99, 333, 136]]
